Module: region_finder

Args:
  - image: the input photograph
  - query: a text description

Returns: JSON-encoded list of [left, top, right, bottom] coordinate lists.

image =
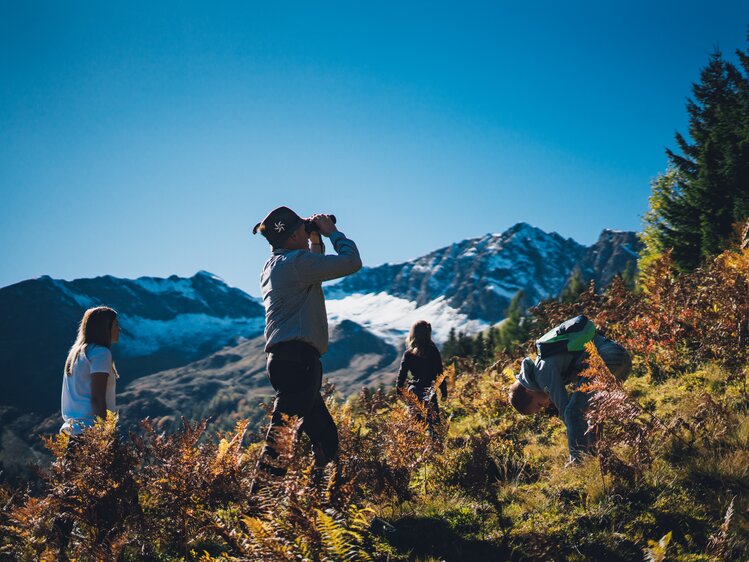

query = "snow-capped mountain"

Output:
[[326, 293, 488, 345], [577, 229, 641, 288], [0, 271, 265, 416], [327, 223, 641, 334], [0, 224, 640, 417]]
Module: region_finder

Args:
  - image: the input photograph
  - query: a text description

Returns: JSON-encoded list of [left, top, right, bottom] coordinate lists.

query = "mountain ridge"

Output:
[[329, 223, 641, 321], [0, 271, 266, 415], [0, 224, 641, 419]]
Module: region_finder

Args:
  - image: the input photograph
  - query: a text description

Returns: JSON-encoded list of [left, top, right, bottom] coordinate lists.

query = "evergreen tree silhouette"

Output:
[[559, 267, 586, 303], [498, 291, 529, 353], [643, 41, 749, 271]]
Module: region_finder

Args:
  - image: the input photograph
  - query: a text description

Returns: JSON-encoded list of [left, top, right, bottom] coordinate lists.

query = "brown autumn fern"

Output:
[[578, 343, 655, 478]]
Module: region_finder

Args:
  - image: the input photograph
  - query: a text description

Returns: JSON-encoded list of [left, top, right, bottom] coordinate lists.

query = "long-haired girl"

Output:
[[60, 306, 120, 434], [396, 320, 447, 430]]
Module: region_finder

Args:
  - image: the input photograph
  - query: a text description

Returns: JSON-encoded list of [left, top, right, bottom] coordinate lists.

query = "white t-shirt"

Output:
[[60, 344, 117, 435]]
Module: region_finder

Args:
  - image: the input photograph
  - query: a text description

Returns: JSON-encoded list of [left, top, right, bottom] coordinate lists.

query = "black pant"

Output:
[[407, 385, 441, 429], [258, 341, 338, 476]]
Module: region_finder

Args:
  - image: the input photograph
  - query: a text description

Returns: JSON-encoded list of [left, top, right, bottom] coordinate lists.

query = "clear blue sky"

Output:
[[2, 1, 748, 296]]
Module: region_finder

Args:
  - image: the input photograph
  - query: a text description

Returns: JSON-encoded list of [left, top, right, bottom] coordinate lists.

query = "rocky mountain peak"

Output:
[[330, 223, 638, 323]]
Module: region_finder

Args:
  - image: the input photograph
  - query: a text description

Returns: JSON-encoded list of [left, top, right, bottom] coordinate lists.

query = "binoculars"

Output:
[[304, 215, 337, 234]]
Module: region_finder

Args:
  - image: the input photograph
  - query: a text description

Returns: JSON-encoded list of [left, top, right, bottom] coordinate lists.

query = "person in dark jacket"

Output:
[[396, 320, 447, 431]]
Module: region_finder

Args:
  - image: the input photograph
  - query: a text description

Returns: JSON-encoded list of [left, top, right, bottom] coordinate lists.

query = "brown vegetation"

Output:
[[1, 245, 748, 561]]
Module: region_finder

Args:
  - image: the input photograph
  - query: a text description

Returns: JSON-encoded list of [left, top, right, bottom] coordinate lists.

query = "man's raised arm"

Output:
[[294, 214, 362, 284]]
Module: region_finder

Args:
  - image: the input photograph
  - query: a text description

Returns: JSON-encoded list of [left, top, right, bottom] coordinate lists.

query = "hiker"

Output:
[[507, 315, 631, 464], [252, 207, 361, 479], [396, 320, 447, 432], [60, 306, 120, 435], [56, 306, 135, 557]]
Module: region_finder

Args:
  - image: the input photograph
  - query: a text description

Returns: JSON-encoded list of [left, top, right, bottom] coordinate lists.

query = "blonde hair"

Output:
[[65, 306, 119, 377]]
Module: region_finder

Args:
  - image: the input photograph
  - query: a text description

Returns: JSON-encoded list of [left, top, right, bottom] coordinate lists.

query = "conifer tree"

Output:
[[486, 326, 499, 361], [442, 328, 458, 358], [474, 332, 487, 367], [621, 260, 637, 291], [498, 291, 529, 352], [456, 331, 474, 357], [642, 43, 749, 271], [559, 267, 586, 302]]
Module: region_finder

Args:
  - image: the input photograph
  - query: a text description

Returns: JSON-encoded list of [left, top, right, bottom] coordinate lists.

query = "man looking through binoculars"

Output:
[[251, 207, 362, 485]]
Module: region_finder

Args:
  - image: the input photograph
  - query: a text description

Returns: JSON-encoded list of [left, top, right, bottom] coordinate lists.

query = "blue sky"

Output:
[[2, 1, 748, 296]]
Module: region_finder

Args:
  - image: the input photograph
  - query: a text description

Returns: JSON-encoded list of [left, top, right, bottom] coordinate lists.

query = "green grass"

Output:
[[366, 361, 749, 561]]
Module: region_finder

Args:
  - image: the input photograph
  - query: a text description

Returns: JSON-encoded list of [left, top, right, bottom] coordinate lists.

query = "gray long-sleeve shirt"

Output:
[[261, 230, 362, 355], [515, 335, 632, 420]]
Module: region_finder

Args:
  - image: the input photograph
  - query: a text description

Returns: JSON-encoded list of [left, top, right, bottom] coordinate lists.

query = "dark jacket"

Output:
[[396, 345, 447, 400]]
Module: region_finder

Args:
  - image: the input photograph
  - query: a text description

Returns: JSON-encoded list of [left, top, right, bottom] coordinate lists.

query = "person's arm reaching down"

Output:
[[90, 372, 109, 420], [396, 353, 410, 390]]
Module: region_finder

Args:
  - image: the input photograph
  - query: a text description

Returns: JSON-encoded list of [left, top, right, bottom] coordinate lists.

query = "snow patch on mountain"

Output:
[[119, 313, 265, 357], [129, 271, 241, 302], [195, 270, 233, 290], [326, 292, 488, 345], [49, 279, 97, 309], [133, 277, 202, 302]]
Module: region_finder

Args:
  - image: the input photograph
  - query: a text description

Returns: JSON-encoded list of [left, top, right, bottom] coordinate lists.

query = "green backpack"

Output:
[[535, 315, 596, 359]]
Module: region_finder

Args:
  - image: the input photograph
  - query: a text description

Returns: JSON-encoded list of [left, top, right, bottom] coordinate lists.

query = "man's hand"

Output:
[[311, 214, 337, 237], [309, 230, 323, 254]]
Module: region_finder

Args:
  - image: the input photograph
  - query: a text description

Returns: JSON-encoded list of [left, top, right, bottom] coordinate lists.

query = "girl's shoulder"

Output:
[[405, 345, 440, 361], [85, 344, 113, 366]]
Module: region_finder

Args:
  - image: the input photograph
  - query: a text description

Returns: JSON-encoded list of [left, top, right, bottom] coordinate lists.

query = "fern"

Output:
[[316, 507, 373, 562], [643, 530, 672, 562]]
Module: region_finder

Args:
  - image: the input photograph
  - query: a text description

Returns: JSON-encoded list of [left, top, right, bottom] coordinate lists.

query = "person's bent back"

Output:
[[508, 317, 632, 464]]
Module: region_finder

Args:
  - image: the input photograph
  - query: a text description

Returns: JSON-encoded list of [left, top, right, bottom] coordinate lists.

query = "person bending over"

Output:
[[507, 316, 631, 464]]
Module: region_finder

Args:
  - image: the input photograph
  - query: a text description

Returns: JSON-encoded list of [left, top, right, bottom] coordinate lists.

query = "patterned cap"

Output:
[[252, 206, 304, 247]]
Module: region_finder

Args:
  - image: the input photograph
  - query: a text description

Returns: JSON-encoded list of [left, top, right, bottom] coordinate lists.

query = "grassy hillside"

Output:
[[1, 247, 747, 561]]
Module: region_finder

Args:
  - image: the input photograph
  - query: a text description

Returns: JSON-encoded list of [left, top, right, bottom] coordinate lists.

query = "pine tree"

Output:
[[498, 291, 529, 353], [559, 267, 586, 303], [442, 328, 458, 358], [640, 168, 702, 272], [456, 331, 474, 357], [735, 35, 749, 222], [621, 260, 637, 291], [473, 332, 487, 367], [486, 326, 499, 362], [643, 45, 749, 272]]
